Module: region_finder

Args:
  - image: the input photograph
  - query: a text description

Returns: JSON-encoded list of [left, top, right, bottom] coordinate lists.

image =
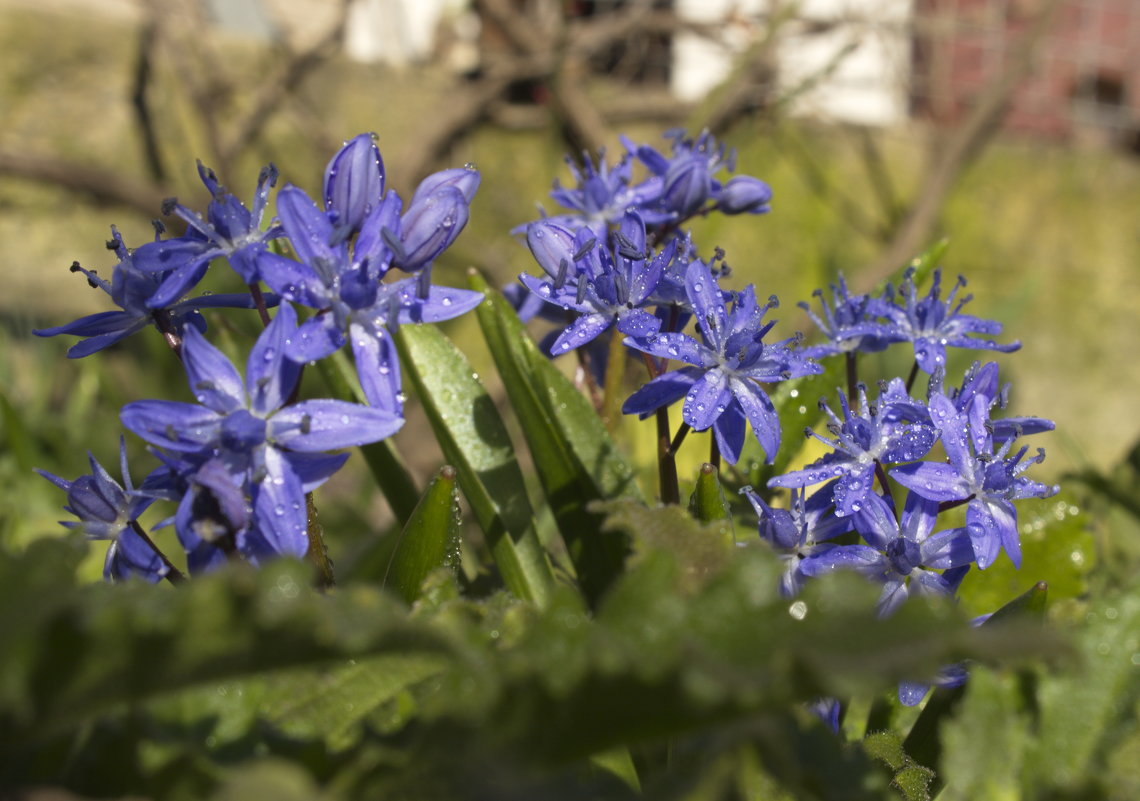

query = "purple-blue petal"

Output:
[[181, 325, 246, 414], [683, 369, 731, 430], [271, 399, 403, 451], [246, 304, 301, 416], [121, 401, 221, 452]]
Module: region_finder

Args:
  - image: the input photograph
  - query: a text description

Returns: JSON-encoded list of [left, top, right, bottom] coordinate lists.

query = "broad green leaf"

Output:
[[384, 465, 461, 603], [937, 670, 1029, 801], [470, 270, 639, 604], [903, 581, 1051, 788], [957, 491, 1093, 617], [1020, 588, 1140, 797], [396, 323, 554, 607]]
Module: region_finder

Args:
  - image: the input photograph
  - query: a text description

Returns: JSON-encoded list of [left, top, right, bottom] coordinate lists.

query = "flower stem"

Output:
[[248, 282, 272, 327], [305, 492, 335, 589], [905, 360, 920, 394], [129, 520, 185, 585], [657, 406, 680, 505], [601, 328, 626, 431], [846, 351, 858, 406]]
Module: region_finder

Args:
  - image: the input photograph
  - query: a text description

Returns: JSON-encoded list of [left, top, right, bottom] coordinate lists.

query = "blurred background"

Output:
[[2, 0, 1137, 573]]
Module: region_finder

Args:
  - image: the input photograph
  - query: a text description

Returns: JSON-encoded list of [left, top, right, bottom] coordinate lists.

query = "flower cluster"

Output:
[[514, 130, 807, 464], [743, 361, 1056, 705], [37, 134, 480, 580], [508, 129, 1059, 711]]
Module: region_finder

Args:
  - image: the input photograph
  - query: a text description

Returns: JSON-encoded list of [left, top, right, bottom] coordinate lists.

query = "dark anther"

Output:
[[161, 197, 178, 216], [69, 261, 82, 273]]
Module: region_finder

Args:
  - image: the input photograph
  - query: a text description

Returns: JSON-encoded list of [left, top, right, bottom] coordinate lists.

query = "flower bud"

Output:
[[525, 220, 578, 279], [396, 185, 469, 271], [716, 175, 773, 215], [411, 165, 481, 205], [323, 133, 385, 237]]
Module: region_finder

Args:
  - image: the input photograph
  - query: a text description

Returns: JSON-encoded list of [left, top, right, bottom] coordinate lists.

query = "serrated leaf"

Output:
[[396, 323, 554, 607], [903, 580, 1054, 791], [1020, 588, 1140, 797], [938, 670, 1028, 801], [864, 731, 932, 801], [0, 554, 458, 760], [384, 465, 461, 603], [470, 270, 639, 604]]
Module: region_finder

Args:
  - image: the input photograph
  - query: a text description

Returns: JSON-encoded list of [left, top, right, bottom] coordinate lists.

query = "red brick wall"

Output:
[[913, 0, 1140, 142]]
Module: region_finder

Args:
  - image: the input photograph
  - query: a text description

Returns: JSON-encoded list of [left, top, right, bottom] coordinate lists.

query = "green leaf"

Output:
[[469, 270, 639, 604], [903, 580, 1053, 789], [0, 555, 460, 760], [957, 491, 1094, 617], [937, 670, 1029, 801], [863, 731, 933, 801], [396, 323, 554, 607], [688, 463, 733, 527], [1020, 588, 1140, 797], [384, 465, 461, 603]]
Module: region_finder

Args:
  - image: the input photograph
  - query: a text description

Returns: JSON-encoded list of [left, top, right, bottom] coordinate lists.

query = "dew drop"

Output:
[[788, 601, 808, 620], [441, 297, 452, 306]]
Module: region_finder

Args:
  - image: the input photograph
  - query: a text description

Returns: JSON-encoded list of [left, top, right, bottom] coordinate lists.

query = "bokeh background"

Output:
[[2, 0, 1137, 575]]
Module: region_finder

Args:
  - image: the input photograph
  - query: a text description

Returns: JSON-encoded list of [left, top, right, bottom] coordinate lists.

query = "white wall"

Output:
[[674, 0, 913, 127]]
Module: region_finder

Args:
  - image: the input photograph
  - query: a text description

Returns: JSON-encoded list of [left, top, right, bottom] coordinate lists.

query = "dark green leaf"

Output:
[[384, 465, 461, 603], [469, 270, 639, 604], [396, 323, 555, 607]]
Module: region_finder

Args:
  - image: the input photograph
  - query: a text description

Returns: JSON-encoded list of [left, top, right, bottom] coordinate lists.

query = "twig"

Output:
[[0, 151, 167, 217]]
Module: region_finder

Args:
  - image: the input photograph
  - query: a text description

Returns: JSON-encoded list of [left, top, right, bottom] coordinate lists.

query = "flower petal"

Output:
[[182, 325, 246, 414], [272, 399, 403, 451]]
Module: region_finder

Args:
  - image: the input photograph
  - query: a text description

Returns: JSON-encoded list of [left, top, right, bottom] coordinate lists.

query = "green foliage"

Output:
[[470, 271, 641, 604], [383, 466, 461, 603], [396, 322, 556, 606], [0, 500, 1077, 800]]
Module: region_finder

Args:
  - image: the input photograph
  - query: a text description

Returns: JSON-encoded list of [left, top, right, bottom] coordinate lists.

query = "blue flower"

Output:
[[36, 440, 168, 582], [798, 274, 896, 360], [258, 184, 482, 413], [623, 259, 819, 464], [740, 483, 851, 597], [120, 305, 402, 562], [625, 129, 772, 222], [33, 227, 264, 358], [768, 384, 937, 515], [938, 361, 1055, 442], [519, 211, 666, 354], [890, 392, 1058, 569], [133, 162, 282, 306], [540, 150, 665, 237], [799, 491, 974, 617], [392, 168, 478, 272], [876, 268, 1020, 374]]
